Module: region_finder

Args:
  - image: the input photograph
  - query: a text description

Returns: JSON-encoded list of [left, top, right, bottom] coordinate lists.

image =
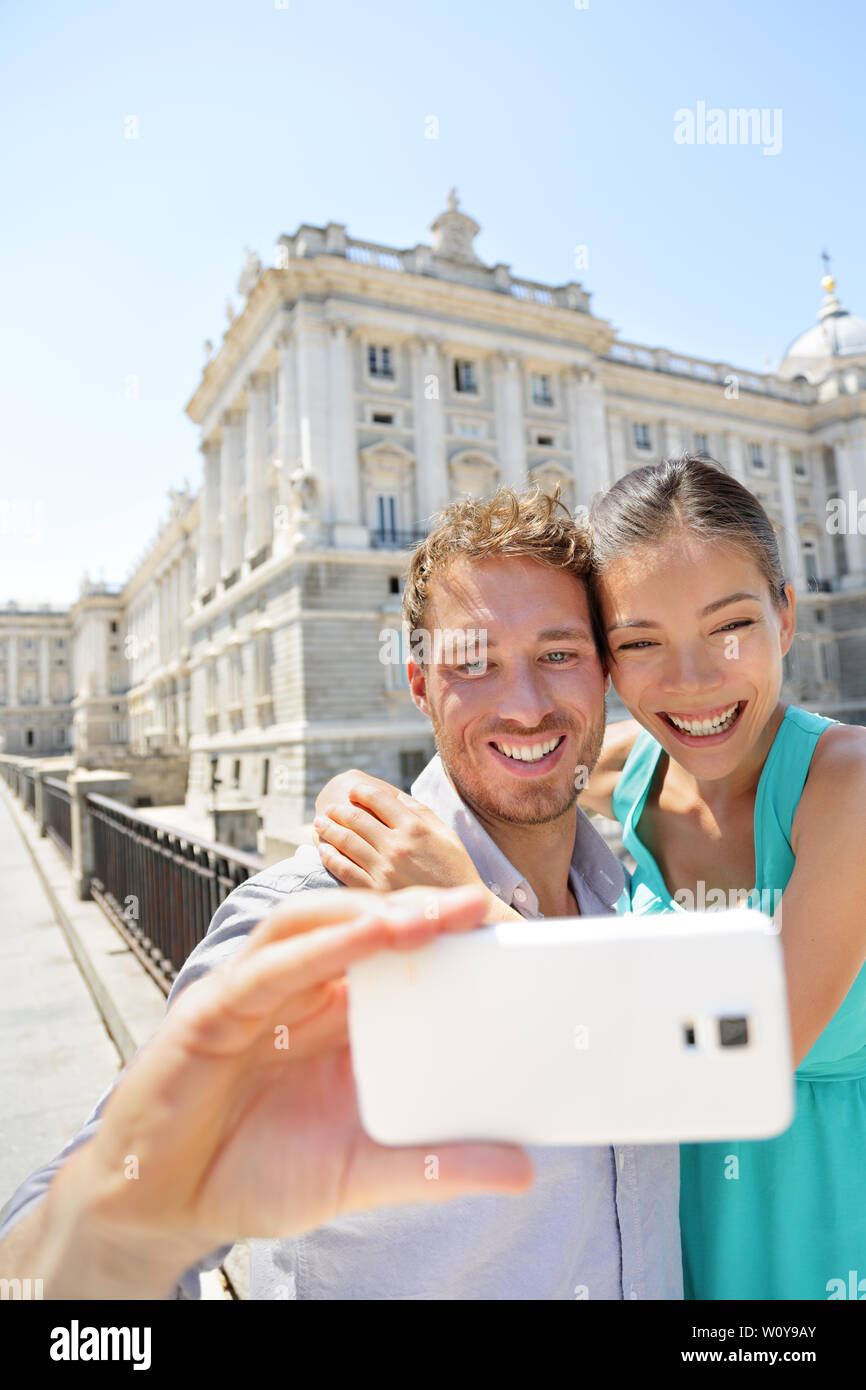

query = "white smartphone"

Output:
[[347, 908, 794, 1146]]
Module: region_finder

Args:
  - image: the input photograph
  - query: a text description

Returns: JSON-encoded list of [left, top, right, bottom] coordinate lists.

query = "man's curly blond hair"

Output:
[[402, 483, 591, 636]]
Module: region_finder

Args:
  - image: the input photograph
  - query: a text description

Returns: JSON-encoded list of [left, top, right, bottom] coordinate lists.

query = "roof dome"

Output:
[[778, 273, 866, 381]]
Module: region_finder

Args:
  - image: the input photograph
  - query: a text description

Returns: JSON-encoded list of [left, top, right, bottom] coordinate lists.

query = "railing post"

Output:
[[69, 771, 133, 900], [33, 768, 48, 836]]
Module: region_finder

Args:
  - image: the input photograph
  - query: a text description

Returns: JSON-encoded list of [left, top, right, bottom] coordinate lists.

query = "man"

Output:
[[0, 485, 681, 1299]]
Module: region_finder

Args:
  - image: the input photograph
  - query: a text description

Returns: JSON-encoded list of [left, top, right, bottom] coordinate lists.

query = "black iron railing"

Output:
[[369, 529, 427, 550], [44, 777, 72, 861], [86, 793, 264, 995]]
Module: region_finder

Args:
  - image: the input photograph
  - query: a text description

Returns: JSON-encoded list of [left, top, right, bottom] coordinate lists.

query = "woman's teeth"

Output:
[[493, 736, 564, 762], [665, 702, 741, 736]]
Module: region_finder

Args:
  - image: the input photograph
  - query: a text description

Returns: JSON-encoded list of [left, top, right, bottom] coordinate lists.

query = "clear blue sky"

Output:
[[1, 0, 863, 605]]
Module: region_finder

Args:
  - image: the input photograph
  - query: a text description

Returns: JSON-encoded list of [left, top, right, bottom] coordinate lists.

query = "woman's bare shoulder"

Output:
[[582, 718, 645, 818]]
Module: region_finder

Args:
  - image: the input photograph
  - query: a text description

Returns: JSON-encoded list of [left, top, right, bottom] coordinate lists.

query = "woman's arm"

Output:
[[313, 771, 524, 922], [778, 723, 866, 1068], [580, 719, 643, 818]]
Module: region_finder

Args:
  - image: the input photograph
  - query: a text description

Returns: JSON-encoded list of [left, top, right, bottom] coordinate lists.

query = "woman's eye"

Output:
[[617, 640, 657, 651], [715, 619, 755, 634]]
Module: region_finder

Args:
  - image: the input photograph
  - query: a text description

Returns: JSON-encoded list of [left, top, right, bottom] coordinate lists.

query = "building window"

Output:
[[26, 728, 35, 747], [634, 422, 651, 451], [531, 373, 554, 406], [694, 433, 709, 455], [802, 541, 819, 586], [368, 344, 394, 379], [110, 620, 118, 633], [262, 757, 270, 797], [749, 442, 765, 471], [376, 494, 398, 541], [536, 433, 554, 447], [454, 419, 483, 438], [454, 359, 477, 394], [791, 449, 807, 478], [372, 411, 394, 425], [232, 758, 241, 788], [55, 637, 64, 648], [389, 575, 401, 595]]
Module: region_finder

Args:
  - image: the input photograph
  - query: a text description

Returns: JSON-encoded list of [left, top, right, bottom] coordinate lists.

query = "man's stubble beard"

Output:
[[429, 699, 608, 828]]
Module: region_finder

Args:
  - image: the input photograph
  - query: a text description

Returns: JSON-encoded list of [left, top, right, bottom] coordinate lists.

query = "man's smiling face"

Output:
[[408, 554, 608, 827]]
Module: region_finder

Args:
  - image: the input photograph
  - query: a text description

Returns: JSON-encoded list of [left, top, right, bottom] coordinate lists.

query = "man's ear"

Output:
[[407, 659, 430, 717]]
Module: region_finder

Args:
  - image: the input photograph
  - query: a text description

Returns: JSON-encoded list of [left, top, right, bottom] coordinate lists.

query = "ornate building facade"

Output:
[[6, 195, 866, 848]]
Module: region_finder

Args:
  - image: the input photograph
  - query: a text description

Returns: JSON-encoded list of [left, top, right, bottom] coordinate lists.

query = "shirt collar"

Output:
[[410, 754, 625, 918]]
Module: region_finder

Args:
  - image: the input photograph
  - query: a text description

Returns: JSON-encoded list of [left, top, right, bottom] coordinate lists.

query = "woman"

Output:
[[313, 456, 866, 1300]]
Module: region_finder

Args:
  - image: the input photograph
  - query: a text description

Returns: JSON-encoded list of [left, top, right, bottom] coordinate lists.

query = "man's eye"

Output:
[[457, 660, 488, 675], [544, 651, 575, 663]]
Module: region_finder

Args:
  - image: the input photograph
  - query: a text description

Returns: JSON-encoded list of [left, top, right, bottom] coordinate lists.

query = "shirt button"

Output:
[[489, 881, 501, 896], [514, 888, 527, 903]]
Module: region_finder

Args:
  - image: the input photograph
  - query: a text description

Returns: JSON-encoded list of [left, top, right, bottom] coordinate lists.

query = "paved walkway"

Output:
[[0, 784, 240, 1297], [0, 786, 123, 1203]]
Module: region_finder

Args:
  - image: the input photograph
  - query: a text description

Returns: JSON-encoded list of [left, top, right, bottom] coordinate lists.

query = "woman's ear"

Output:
[[779, 582, 796, 656], [604, 670, 612, 694]]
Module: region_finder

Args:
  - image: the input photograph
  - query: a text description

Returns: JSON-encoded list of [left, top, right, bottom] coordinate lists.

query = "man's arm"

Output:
[[0, 879, 531, 1299], [0, 869, 297, 1297]]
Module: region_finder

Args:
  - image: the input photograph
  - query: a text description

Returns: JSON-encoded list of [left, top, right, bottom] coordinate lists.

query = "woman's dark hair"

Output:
[[587, 454, 789, 659]]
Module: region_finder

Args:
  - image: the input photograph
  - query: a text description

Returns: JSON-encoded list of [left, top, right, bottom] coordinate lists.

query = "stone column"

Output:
[[219, 410, 244, 577], [295, 314, 332, 526], [725, 432, 746, 482], [410, 336, 448, 525], [244, 372, 270, 561], [492, 352, 526, 490], [274, 331, 300, 557], [328, 324, 366, 546], [606, 414, 628, 482], [775, 443, 807, 591], [198, 440, 221, 594], [566, 367, 611, 506], [68, 769, 133, 900], [8, 633, 17, 709], [663, 420, 683, 457], [832, 438, 863, 581], [39, 635, 50, 706]]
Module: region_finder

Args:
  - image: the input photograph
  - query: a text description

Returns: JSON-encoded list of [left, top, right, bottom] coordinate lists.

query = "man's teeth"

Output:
[[666, 702, 741, 736], [493, 736, 563, 762]]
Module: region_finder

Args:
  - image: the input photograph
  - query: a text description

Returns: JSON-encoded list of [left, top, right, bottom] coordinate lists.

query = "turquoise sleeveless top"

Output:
[[612, 705, 866, 1300]]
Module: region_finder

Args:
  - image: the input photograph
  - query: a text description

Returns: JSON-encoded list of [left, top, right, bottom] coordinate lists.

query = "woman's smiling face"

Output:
[[596, 528, 796, 778]]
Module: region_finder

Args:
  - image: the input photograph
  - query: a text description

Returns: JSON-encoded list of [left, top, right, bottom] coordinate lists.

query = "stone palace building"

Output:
[[2, 193, 865, 851]]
